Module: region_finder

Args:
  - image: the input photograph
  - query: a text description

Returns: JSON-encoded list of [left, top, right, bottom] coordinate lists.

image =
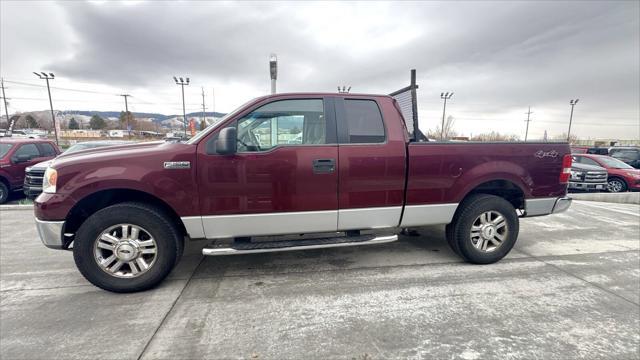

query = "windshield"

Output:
[[186, 99, 255, 144], [0, 143, 13, 158]]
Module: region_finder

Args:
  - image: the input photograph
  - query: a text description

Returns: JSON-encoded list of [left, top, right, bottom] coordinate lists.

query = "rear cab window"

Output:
[[340, 99, 385, 143]]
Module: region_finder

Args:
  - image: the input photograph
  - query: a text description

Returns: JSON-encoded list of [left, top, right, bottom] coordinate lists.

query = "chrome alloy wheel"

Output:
[[93, 224, 158, 278], [607, 179, 624, 193], [470, 211, 508, 253]]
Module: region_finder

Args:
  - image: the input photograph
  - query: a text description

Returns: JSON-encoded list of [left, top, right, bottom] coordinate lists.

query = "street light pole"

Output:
[[33, 72, 59, 145], [440, 92, 453, 140], [201, 87, 207, 129], [173, 76, 190, 136], [567, 99, 579, 142], [270, 54, 277, 94]]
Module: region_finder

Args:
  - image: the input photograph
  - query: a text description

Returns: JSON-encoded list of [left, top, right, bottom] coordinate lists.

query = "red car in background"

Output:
[[0, 138, 61, 203], [572, 154, 640, 192]]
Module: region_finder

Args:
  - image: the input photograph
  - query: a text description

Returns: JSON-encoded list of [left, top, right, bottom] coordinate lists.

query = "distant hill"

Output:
[[62, 110, 226, 122]]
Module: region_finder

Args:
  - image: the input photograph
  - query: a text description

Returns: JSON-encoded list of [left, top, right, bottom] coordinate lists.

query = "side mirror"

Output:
[[216, 127, 237, 155], [12, 154, 31, 163]]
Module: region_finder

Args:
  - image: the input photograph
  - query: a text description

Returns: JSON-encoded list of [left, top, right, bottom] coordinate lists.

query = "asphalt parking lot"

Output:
[[1, 201, 639, 359]]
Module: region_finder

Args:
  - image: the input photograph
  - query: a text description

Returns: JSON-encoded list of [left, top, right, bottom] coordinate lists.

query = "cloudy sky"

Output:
[[1, 0, 638, 139]]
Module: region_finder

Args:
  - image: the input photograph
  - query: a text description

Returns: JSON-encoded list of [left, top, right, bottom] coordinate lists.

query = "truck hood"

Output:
[[56, 141, 164, 160], [51, 141, 191, 169], [571, 162, 606, 172]]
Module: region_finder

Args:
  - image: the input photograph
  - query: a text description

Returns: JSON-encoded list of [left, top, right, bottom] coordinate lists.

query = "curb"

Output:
[[570, 192, 640, 205], [0, 205, 34, 211]]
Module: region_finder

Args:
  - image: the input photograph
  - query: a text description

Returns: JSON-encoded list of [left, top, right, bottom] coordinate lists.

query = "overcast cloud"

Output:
[[1, 0, 638, 139]]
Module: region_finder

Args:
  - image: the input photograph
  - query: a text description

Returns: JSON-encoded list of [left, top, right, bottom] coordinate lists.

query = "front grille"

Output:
[[584, 171, 607, 183], [25, 169, 45, 186]]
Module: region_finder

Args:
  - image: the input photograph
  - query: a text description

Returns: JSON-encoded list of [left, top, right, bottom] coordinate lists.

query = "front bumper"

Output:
[[524, 196, 572, 217], [35, 218, 65, 249], [568, 181, 606, 192]]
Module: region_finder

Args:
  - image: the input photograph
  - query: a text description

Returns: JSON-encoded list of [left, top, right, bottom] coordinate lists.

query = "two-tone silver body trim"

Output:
[[35, 218, 65, 249], [400, 203, 459, 227], [198, 210, 337, 238], [337, 206, 402, 230], [202, 234, 398, 256]]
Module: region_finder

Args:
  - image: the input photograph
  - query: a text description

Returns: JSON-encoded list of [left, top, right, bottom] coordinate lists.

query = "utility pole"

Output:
[[212, 88, 215, 117], [201, 87, 206, 129], [120, 94, 131, 135], [440, 92, 454, 140], [524, 106, 533, 141], [567, 99, 579, 142], [269, 54, 278, 94], [1, 78, 10, 130], [173, 76, 190, 137], [33, 72, 59, 145]]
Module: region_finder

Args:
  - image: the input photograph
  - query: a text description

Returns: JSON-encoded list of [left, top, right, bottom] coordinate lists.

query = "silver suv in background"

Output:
[[568, 161, 608, 192]]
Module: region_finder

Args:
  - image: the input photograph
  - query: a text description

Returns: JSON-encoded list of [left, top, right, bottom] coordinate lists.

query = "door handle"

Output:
[[312, 159, 336, 174]]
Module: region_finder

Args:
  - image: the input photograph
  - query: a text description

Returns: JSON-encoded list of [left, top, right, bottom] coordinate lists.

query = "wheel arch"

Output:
[[63, 188, 188, 245], [458, 178, 526, 212]]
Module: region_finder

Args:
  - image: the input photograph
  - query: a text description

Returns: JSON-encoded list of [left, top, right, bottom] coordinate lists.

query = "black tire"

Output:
[[607, 177, 627, 193], [73, 202, 183, 293], [0, 181, 8, 204], [446, 194, 519, 264]]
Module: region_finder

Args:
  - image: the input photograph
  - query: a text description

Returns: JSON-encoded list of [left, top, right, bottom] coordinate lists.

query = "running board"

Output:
[[202, 234, 398, 256]]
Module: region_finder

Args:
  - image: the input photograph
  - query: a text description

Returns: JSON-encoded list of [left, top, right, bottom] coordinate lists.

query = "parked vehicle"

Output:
[[0, 138, 60, 203], [567, 161, 608, 192], [34, 92, 572, 292], [24, 140, 134, 199], [608, 147, 640, 169], [572, 154, 640, 192]]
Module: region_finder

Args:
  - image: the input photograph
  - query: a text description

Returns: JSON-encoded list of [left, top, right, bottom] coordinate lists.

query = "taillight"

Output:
[[559, 154, 572, 183]]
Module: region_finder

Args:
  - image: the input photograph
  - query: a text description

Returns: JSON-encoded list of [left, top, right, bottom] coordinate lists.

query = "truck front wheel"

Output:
[[73, 202, 183, 293], [446, 194, 519, 264]]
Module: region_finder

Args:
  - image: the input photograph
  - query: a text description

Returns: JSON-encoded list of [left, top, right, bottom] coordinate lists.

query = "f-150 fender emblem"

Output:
[[534, 150, 559, 158], [164, 161, 191, 169]]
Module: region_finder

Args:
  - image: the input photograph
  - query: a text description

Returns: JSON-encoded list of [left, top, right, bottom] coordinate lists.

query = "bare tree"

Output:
[[427, 115, 458, 140], [470, 132, 521, 142]]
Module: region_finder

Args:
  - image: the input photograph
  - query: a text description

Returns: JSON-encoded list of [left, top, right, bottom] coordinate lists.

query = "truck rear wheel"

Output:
[[446, 194, 519, 264], [73, 202, 183, 293]]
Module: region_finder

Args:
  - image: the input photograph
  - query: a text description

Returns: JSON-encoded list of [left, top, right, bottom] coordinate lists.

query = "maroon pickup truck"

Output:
[[35, 92, 572, 292]]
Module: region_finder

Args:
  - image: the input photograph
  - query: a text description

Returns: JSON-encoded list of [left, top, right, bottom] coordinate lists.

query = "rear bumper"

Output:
[[525, 197, 572, 217], [35, 218, 65, 249]]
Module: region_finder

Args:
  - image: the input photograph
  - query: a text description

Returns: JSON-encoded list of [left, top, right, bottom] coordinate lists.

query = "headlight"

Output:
[[26, 166, 32, 172], [570, 171, 583, 179], [42, 167, 58, 194]]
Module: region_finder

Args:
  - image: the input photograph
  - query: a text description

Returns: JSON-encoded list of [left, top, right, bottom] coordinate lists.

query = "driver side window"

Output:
[[235, 99, 325, 152]]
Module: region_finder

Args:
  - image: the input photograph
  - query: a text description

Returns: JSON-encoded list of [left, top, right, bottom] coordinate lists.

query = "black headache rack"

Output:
[[389, 69, 427, 142]]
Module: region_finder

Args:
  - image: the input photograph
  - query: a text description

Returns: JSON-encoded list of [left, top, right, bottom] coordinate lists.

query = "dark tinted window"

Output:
[[38, 143, 56, 157], [14, 143, 40, 159], [344, 99, 385, 143]]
